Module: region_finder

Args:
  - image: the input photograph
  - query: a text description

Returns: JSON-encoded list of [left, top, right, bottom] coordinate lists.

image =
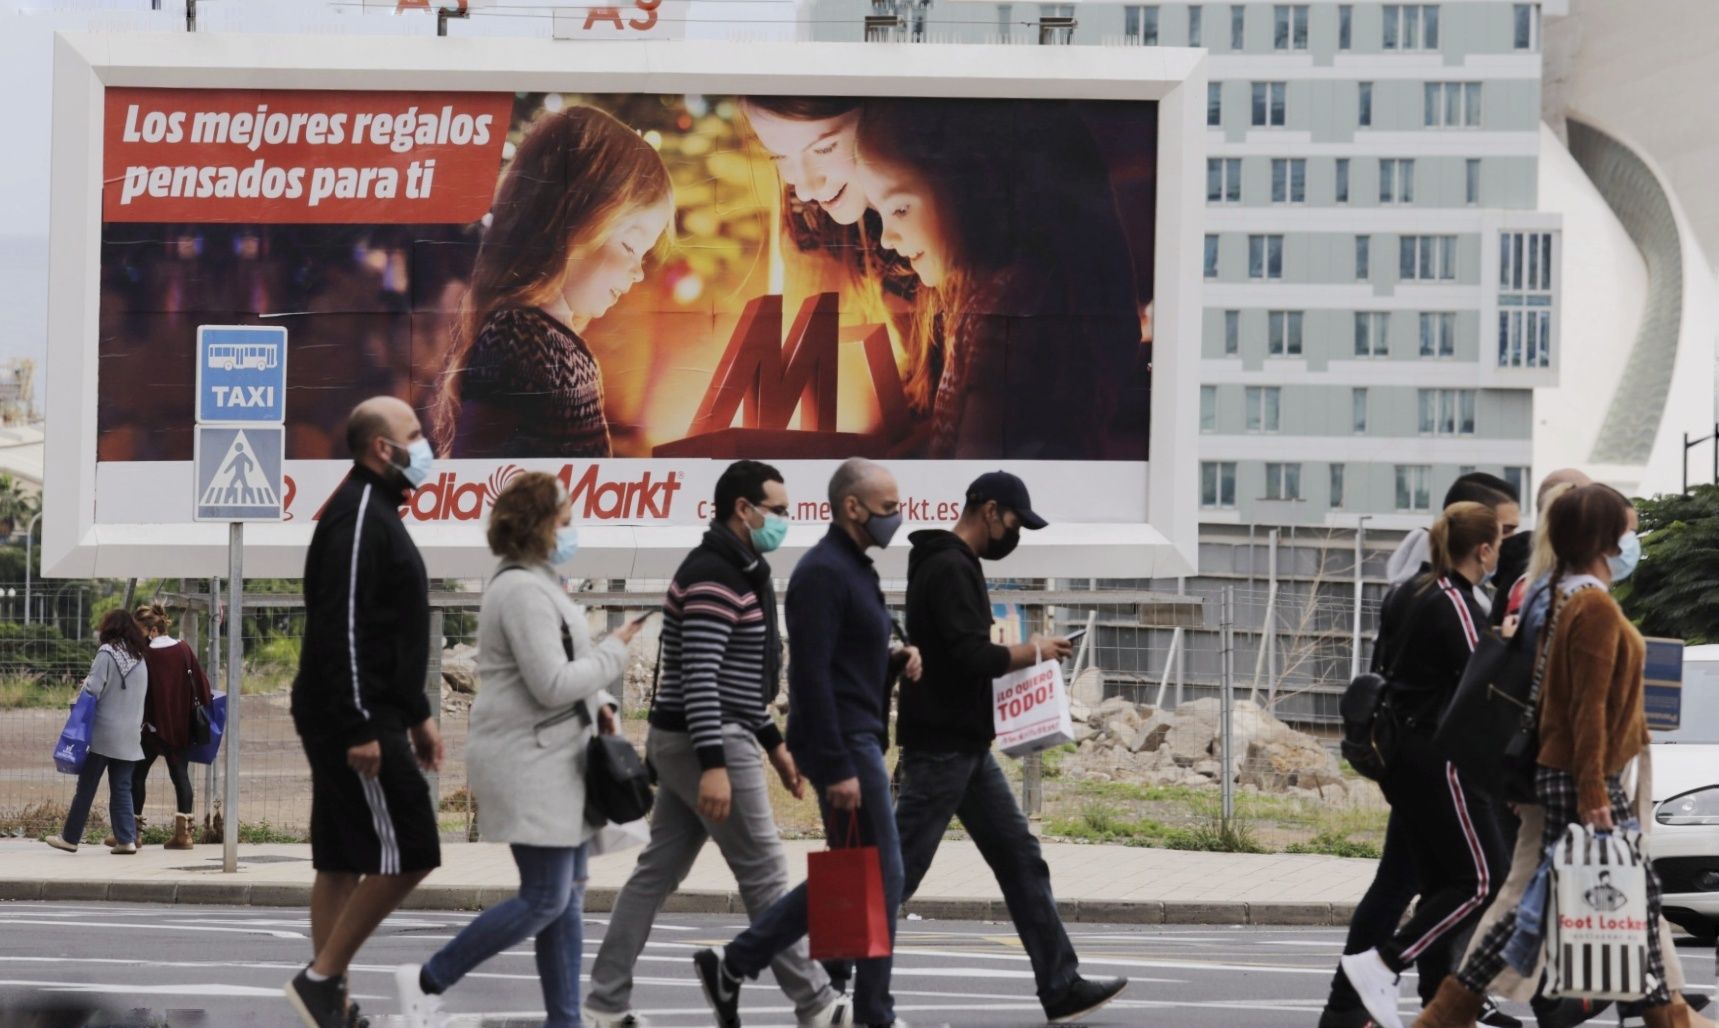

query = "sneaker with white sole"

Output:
[[801, 995, 855, 1027], [1338, 950, 1404, 1028], [692, 947, 742, 1028], [110, 841, 137, 854], [584, 1011, 651, 1028], [394, 963, 449, 1028]]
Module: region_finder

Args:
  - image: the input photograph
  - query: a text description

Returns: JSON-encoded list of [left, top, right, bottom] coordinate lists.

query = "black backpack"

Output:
[[1340, 586, 1408, 783]]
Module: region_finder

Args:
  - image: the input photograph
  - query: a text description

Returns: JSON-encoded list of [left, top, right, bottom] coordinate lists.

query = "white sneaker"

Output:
[[800, 995, 855, 1027], [1339, 949, 1405, 1028], [43, 836, 77, 853], [109, 842, 137, 855], [394, 963, 449, 1028], [584, 1011, 651, 1027]]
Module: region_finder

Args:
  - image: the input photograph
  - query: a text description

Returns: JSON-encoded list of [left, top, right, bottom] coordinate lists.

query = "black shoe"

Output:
[[1479, 997, 1524, 1028], [1691, 994, 1713, 1014], [693, 946, 743, 1028], [1530, 993, 1611, 1028], [284, 967, 347, 1028], [345, 998, 369, 1028], [1043, 976, 1128, 1024]]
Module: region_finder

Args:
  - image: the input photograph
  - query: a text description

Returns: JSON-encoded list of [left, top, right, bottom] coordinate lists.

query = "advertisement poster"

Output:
[[94, 87, 1156, 527]]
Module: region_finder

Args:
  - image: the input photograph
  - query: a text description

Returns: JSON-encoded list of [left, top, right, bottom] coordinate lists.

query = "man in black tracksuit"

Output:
[[285, 396, 444, 1028], [896, 471, 1127, 1024]]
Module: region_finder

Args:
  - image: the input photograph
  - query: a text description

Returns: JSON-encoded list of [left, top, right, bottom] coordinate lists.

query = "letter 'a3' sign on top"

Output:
[[197, 325, 287, 424]]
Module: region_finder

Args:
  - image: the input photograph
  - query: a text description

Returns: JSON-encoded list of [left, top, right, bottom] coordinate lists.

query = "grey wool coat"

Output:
[[83, 645, 148, 762], [466, 562, 625, 848]]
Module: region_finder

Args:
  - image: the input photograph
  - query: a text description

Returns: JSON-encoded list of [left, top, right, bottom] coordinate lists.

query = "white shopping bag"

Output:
[[991, 658, 1074, 758], [588, 818, 651, 857], [1545, 823, 1655, 1002]]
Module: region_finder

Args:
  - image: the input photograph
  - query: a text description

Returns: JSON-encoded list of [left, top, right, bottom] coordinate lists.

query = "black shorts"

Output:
[[303, 730, 441, 875]]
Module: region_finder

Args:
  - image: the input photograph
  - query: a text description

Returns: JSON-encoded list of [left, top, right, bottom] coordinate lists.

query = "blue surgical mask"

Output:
[[549, 526, 580, 566], [389, 437, 435, 489], [1607, 530, 1641, 583], [748, 507, 788, 554]]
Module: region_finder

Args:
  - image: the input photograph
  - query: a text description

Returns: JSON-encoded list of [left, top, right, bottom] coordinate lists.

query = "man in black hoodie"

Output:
[[897, 471, 1128, 1024]]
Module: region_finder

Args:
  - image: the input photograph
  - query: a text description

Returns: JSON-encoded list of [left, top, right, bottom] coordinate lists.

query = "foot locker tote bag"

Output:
[[808, 812, 893, 961], [1546, 823, 1654, 1002], [991, 654, 1074, 758]]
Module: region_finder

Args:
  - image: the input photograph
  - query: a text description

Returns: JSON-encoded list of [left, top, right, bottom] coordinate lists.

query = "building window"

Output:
[[1127, 5, 1160, 44], [1383, 4, 1439, 51], [1355, 311, 1389, 357], [1499, 231, 1555, 368], [1505, 466, 1530, 510], [1224, 309, 1240, 355], [1270, 158, 1307, 204], [1466, 159, 1481, 206], [1338, 4, 1353, 49], [1418, 388, 1476, 436], [998, 3, 1013, 41], [1513, 3, 1539, 50], [1202, 461, 1238, 508], [1358, 82, 1373, 127], [1248, 234, 1284, 280], [1188, 4, 1203, 45], [1200, 385, 1217, 432], [1419, 312, 1456, 357], [1208, 158, 1242, 203], [1380, 158, 1415, 204], [1265, 462, 1302, 501], [1425, 82, 1482, 128], [1355, 234, 1371, 280], [1335, 158, 1351, 204], [1400, 235, 1457, 281], [1396, 465, 1432, 512], [1268, 311, 1304, 356], [1230, 3, 1245, 48], [1246, 385, 1282, 432], [1204, 234, 1220, 279], [1208, 82, 1223, 126], [1352, 388, 1368, 433], [1252, 81, 1287, 127], [1330, 463, 1346, 508], [1273, 5, 1308, 49]]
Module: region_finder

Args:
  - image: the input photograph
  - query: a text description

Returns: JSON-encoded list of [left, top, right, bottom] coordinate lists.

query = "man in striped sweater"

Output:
[[587, 460, 852, 1028]]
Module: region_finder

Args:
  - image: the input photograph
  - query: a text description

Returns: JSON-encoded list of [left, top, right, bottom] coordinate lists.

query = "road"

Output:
[[0, 902, 1712, 1026]]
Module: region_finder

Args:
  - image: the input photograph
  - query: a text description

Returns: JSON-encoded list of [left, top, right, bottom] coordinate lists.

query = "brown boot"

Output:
[[1413, 977, 1485, 1028], [164, 813, 194, 850], [1643, 995, 1710, 1028]]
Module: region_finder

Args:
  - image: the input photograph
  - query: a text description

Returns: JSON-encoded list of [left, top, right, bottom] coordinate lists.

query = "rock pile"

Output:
[[1065, 696, 1349, 799]]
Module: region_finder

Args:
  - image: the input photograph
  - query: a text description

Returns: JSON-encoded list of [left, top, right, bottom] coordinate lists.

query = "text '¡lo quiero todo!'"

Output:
[[995, 665, 1061, 724], [115, 102, 497, 209]]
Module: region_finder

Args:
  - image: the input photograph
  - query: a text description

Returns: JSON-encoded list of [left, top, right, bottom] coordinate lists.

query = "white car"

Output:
[[1650, 644, 1719, 942]]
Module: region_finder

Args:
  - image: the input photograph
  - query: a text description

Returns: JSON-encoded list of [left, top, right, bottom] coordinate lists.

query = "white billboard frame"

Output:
[[46, 32, 1204, 580]]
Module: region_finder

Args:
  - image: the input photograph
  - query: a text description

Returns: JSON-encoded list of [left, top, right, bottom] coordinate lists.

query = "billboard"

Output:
[[47, 35, 1204, 578]]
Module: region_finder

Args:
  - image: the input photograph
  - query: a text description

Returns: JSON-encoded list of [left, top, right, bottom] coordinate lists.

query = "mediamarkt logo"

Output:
[[399, 464, 683, 522]]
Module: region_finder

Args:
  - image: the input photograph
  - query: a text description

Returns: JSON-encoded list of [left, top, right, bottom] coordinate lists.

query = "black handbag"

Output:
[[1435, 582, 1594, 803], [1340, 589, 1411, 783], [186, 648, 212, 747], [585, 732, 654, 828]]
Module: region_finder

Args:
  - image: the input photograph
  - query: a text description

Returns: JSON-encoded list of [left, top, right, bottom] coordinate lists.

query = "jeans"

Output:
[[134, 736, 194, 816], [895, 749, 1079, 1004], [62, 752, 136, 846], [423, 844, 589, 1027], [588, 726, 834, 1019], [726, 733, 903, 1025]]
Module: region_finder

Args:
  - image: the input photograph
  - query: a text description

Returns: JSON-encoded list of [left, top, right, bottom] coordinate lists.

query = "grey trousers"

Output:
[[586, 724, 835, 1019]]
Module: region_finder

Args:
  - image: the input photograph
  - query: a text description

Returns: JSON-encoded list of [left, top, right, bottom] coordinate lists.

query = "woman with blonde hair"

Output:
[[433, 106, 675, 459], [394, 471, 643, 1027], [1335, 502, 1508, 1028], [130, 603, 213, 850]]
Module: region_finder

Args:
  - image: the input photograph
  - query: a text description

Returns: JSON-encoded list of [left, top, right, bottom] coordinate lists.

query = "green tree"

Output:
[[1616, 485, 1719, 643], [0, 474, 39, 539]]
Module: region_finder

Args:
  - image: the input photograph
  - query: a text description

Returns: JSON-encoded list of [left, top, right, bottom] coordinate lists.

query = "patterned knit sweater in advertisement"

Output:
[[451, 307, 612, 459]]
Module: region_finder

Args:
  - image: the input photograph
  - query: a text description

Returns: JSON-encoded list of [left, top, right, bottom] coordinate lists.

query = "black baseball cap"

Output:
[[966, 471, 1048, 530]]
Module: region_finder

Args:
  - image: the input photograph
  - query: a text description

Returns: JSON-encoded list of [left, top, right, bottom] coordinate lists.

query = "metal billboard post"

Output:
[[224, 525, 242, 872]]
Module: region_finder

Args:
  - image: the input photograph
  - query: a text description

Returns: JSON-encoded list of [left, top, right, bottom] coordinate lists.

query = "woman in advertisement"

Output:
[[851, 99, 1144, 460], [432, 106, 675, 459]]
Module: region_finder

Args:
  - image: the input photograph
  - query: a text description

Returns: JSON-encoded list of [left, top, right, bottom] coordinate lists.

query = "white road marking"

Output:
[[0, 917, 304, 940], [0, 978, 284, 997]]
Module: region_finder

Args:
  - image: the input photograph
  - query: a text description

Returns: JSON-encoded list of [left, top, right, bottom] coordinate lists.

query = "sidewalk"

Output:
[[0, 838, 1375, 925]]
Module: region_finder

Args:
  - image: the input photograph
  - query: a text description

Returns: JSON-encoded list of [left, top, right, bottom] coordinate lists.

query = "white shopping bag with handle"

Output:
[[1545, 822, 1655, 1002], [991, 653, 1074, 758]]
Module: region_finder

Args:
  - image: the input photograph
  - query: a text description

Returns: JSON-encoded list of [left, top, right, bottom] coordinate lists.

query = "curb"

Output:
[[0, 879, 1357, 926]]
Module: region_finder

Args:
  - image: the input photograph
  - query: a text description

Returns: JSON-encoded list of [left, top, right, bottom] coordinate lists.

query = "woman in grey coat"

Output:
[[45, 610, 150, 854], [395, 471, 642, 1028]]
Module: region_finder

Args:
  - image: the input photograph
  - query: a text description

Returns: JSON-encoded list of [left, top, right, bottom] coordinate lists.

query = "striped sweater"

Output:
[[648, 525, 784, 770]]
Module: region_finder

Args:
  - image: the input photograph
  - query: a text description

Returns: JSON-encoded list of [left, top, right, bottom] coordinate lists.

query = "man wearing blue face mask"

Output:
[[590, 460, 857, 1028], [287, 396, 443, 1028]]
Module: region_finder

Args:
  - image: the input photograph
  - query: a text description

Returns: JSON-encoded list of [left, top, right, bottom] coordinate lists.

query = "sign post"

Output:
[[192, 325, 288, 873]]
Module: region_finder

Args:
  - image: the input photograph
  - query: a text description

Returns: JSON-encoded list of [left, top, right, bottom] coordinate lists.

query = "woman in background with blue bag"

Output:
[[45, 610, 150, 855]]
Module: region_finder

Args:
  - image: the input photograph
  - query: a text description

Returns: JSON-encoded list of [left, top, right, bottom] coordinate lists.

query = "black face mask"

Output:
[[983, 518, 1022, 561]]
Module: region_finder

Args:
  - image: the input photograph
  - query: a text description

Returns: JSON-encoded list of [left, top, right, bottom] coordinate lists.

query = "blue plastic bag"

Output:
[[53, 692, 98, 775], [187, 692, 227, 765]]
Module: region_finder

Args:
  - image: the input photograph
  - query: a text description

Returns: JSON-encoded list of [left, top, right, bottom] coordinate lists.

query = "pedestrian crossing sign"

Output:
[[193, 425, 285, 522]]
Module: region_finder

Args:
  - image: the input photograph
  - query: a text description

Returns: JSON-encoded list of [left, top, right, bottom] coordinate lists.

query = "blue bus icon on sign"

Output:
[[197, 325, 288, 424]]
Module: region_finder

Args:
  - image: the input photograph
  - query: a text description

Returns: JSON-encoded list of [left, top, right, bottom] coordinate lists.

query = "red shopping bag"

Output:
[[807, 811, 893, 961]]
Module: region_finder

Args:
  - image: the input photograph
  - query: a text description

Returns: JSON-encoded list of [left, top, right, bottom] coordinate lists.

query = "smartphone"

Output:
[[1062, 628, 1088, 647], [629, 610, 660, 627]]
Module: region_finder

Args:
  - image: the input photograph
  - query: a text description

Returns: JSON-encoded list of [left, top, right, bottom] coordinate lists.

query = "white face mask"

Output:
[[387, 437, 434, 489]]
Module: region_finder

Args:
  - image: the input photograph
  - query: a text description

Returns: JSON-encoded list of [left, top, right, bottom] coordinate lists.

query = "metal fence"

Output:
[[0, 569, 1385, 850]]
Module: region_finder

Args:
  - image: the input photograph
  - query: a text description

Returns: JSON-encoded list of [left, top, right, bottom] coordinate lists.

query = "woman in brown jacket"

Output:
[[131, 604, 213, 850], [1419, 485, 1704, 1028]]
